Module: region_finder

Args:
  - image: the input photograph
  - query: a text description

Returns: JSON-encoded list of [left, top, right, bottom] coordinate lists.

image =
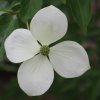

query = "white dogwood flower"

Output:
[[4, 5, 90, 96]]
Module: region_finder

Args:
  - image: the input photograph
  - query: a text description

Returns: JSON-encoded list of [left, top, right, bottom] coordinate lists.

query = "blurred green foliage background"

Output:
[[0, 0, 100, 100]]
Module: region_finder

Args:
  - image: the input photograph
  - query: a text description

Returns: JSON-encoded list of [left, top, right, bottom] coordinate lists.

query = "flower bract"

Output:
[[4, 5, 90, 96]]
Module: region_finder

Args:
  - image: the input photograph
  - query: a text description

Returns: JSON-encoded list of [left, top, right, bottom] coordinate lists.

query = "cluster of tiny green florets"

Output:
[[40, 45, 50, 56]]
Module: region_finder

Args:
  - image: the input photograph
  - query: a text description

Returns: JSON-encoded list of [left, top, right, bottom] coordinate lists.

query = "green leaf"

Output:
[[68, 0, 92, 33], [8, 1, 20, 9], [19, 0, 43, 23], [89, 79, 100, 100], [61, 0, 66, 4], [0, 15, 19, 62], [44, 0, 66, 6], [0, 0, 9, 16], [0, 0, 9, 10], [0, 10, 7, 15], [0, 0, 20, 16]]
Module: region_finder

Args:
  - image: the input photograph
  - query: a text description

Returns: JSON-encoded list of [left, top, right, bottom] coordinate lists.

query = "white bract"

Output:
[[4, 5, 90, 96]]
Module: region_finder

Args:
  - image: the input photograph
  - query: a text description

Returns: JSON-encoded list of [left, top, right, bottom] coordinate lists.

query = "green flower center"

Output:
[[40, 45, 50, 56]]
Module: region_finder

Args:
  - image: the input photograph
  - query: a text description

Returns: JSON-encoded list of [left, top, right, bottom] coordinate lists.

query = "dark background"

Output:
[[0, 0, 100, 100]]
